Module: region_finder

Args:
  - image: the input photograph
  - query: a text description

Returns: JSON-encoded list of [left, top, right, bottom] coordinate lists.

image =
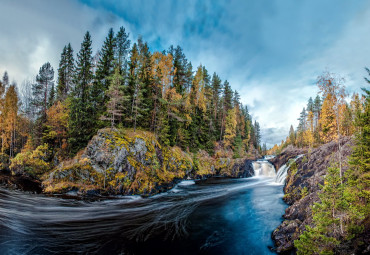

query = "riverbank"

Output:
[[271, 137, 370, 254], [5, 128, 258, 197]]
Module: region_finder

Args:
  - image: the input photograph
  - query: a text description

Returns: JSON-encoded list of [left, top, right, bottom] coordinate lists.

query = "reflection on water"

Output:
[[0, 176, 287, 254]]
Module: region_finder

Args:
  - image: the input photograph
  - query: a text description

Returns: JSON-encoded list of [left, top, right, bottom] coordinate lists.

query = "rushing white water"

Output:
[[263, 155, 275, 160], [275, 154, 304, 184], [252, 160, 276, 177]]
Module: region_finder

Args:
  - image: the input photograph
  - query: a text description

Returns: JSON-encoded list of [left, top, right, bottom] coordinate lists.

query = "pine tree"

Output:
[[296, 108, 307, 147], [2, 71, 9, 88], [114, 26, 130, 74], [100, 67, 124, 128], [295, 167, 343, 254], [254, 121, 261, 149], [219, 80, 233, 141], [57, 43, 75, 100], [32, 62, 54, 119], [92, 28, 116, 123], [68, 31, 94, 153], [313, 95, 322, 129], [289, 125, 296, 145], [304, 111, 314, 148], [172, 45, 189, 95], [307, 97, 314, 112], [31, 62, 54, 144], [127, 41, 150, 131], [345, 68, 370, 235], [48, 82, 55, 107]]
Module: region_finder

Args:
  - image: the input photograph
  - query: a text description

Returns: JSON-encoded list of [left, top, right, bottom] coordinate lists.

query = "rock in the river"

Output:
[[268, 145, 307, 172]]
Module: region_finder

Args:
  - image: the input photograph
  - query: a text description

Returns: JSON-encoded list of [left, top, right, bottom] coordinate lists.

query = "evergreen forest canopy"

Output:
[[0, 26, 263, 174]]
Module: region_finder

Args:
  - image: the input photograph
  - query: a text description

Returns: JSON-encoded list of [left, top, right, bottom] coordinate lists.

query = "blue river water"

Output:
[[0, 174, 287, 254]]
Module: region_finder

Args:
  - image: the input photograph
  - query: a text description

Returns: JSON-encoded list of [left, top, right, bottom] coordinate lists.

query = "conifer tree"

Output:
[[295, 166, 344, 254], [114, 26, 130, 74], [2, 71, 9, 88], [289, 125, 296, 145], [219, 80, 233, 141], [100, 67, 124, 128], [254, 121, 261, 149], [31, 62, 54, 144], [224, 107, 237, 148], [93, 28, 116, 122], [57, 43, 75, 100], [307, 97, 314, 112], [32, 62, 54, 119], [345, 69, 370, 234], [68, 31, 94, 153], [127, 41, 150, 131]]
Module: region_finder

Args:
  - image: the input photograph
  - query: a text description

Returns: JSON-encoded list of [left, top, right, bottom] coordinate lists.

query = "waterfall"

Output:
[[275, 154, 304, 184], [252, 160, 276, 177]]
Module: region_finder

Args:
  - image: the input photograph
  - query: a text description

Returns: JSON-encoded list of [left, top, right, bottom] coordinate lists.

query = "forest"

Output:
[[0, 27, 262, 178], [269, 70, 370, 254]]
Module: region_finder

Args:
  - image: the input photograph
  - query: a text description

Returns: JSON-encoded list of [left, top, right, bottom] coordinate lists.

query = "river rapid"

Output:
[[0, 159, 287, 255]]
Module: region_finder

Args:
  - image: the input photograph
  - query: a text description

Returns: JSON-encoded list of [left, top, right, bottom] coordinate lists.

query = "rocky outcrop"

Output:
[[268, 145, 307, 171], [43, 128, 254, 196], [272, 137, 354, 253], [232, 159, 255, 178]]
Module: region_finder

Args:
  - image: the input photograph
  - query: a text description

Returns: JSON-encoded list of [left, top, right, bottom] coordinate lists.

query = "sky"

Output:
[[1, 0, 370, 147]]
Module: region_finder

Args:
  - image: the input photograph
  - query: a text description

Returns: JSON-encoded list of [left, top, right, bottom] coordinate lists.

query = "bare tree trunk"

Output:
[[335, 106, 343, 185]]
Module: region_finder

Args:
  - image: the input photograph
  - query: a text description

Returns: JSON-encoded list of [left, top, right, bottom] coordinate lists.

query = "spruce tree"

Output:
[[114, 26, 130, 74], [345, 69, 370, 236], [68, 31, 94, 153], [57, 43, 75, 100], [100, 67, 124, 128], [92, 28, 116, 123]]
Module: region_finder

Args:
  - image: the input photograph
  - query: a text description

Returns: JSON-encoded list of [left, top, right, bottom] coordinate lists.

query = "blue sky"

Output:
[[1, 0, 370, 147]]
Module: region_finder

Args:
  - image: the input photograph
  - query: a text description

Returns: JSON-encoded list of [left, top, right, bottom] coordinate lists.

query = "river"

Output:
[[0, 160, 287, 255]]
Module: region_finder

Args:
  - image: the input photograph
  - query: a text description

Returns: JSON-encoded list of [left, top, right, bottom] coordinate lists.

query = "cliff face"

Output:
[[43, 128, 255, 196], [272, 137, 353, 253], [268, 145, 307, 171]]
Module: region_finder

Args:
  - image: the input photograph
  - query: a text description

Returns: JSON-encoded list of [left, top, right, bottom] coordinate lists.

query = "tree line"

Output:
[[0, 27, 262, 171], [270, 71, 365, 154]]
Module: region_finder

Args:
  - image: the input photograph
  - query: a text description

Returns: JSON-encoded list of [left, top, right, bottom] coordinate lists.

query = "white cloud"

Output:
[[0, 0, 131, 83], [1, 0, 369, 149]]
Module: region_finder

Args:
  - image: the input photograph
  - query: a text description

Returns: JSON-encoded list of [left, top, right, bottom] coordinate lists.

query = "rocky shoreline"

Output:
[[0, 169, 42, 193], [269, 137, 370, 254], [3, 129, 257, 198]]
